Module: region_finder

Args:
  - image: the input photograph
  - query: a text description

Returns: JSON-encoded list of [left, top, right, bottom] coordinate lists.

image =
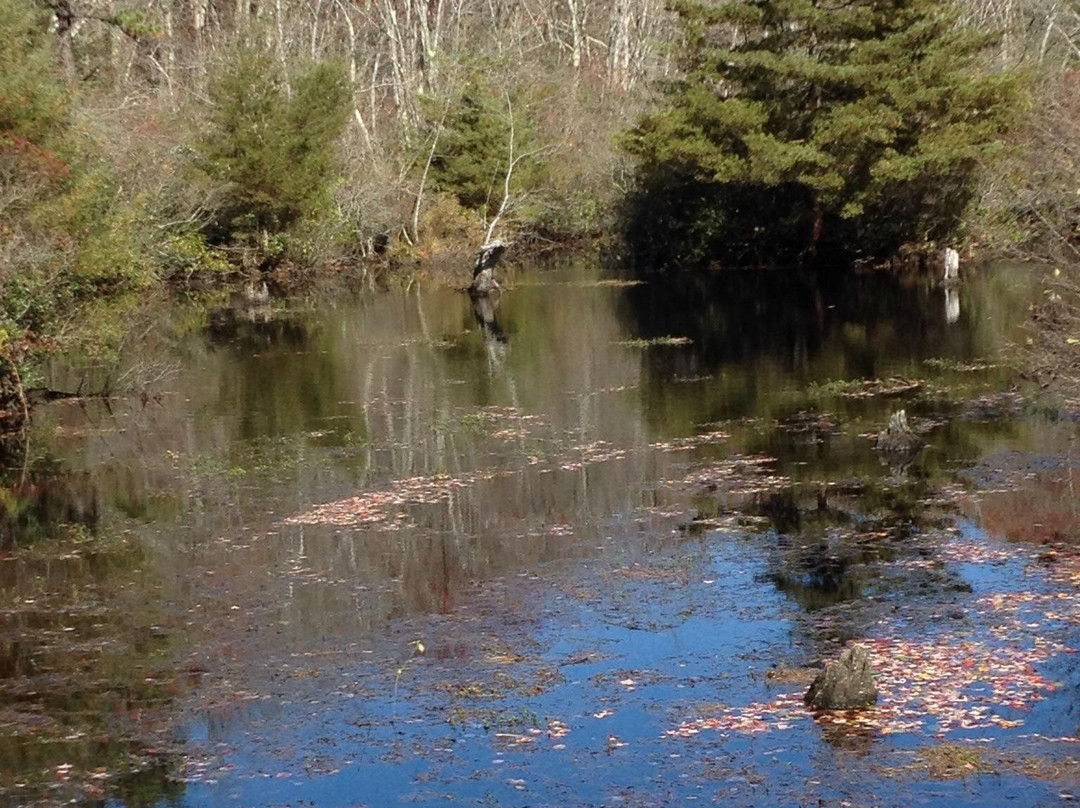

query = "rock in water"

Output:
[[804, 645, 878, 710]]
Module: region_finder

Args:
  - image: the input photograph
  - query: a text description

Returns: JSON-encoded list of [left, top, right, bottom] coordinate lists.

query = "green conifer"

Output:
[[426, 76, 540, 218], [198, 44, 351, 249], [622, 0, 1021, 264]]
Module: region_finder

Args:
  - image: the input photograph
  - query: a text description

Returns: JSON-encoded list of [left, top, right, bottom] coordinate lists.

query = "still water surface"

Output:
[[4, 259, 1080, 806]]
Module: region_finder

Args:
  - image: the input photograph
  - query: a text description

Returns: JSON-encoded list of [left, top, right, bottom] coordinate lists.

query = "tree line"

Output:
[[0, 0, 1078, 394]]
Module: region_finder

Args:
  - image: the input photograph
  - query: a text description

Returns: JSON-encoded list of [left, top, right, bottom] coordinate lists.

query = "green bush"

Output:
[[156, 229, 233, 278], [0, 0, 73, 339], [0, 0, 165, 372], [195, 44, 351, 258]]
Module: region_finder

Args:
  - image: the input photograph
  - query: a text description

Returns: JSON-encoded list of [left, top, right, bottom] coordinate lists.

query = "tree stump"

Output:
[[468, 240, 508, 296]]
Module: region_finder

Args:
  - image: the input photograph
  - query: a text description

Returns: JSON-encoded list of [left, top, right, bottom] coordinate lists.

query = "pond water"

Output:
[[3, 259, 1080, 807]]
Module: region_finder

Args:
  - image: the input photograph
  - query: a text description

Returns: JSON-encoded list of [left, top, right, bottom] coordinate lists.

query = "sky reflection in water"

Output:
[[5, 260, 1080, 807]]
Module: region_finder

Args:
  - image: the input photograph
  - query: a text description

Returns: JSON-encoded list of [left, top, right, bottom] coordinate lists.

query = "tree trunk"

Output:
[[565, 0, 582, 68]]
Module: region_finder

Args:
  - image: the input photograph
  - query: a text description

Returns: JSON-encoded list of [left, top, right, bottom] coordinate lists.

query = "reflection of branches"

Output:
[[112, 358, 180, 395], [49, 308, 180, 400], [1013, 273, 1080, 397]]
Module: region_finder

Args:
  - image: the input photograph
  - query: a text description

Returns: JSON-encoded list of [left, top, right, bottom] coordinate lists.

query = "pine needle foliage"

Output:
[[427, 76, 540, 217], [0, 0, 68, 145], [621, 0, 1023, 265], [197, 44, 351, 249]]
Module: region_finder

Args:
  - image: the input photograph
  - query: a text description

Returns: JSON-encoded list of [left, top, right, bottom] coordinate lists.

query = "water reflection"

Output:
[[946, 285, 960, 324], [16, 263, 1041, 635], [0, 436, 100, 550], [470, 291, 508, 370], [0, 259, 1050, 805]]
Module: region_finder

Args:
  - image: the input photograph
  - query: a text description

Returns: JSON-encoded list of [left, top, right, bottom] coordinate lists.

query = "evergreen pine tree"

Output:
[[427, 78, 540, 218], [199, 45, 351, 247], [622, 0, 1021, 264]]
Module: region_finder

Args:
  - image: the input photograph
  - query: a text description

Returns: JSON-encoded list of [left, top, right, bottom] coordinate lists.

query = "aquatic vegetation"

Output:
[[582, 280, 645, 288], [512, 279, 645, 288], [808, 378, 924, 399], [676, 455, 790, 497], [916, 743, 996, 779], [614, 336, 693, 348], [648, 429, 729, 452], [924, 358, 1000, 373]]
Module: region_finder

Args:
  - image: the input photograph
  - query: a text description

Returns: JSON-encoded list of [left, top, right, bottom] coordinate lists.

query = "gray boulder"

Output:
[[804, 644, 877, 710]]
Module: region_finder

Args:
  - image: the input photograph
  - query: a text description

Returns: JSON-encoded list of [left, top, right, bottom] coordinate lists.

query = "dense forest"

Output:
[[0, 0, 1078, 401]]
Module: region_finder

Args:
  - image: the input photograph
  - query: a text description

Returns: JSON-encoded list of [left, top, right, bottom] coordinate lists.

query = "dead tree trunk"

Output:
[[48, 0, 79, 81], [468, 241, 507, 295]]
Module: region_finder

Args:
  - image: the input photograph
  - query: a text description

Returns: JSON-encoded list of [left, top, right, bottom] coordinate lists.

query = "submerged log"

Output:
[[469, 240, 508, 296]]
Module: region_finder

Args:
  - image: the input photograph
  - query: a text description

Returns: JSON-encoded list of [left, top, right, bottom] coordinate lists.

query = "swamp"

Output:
[[3, 0, 1080, 801], [4, 258, 1080, 806]]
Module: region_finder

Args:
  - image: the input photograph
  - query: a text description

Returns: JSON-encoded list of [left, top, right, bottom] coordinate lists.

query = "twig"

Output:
[[391, 639, 426, 716]]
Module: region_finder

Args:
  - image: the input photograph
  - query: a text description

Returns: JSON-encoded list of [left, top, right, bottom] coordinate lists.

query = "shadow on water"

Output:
[[4, 257, 1080, 806]]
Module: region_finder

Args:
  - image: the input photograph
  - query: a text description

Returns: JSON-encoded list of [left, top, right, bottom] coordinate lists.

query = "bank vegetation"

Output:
[[0, 0, 1078, 415]]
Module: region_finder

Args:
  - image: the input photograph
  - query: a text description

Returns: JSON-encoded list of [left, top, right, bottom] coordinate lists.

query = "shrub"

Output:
[[195, 44, 352, 259], [0, 0, 67, 144]]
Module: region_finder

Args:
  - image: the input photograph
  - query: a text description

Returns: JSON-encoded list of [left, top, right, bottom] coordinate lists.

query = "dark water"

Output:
[[3, 259, 1080, 807]]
